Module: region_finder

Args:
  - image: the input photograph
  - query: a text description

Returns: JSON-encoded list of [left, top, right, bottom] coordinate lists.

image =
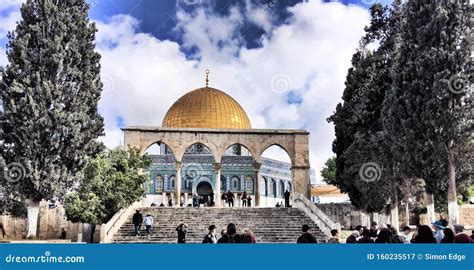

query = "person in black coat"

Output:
[[284, 190, 291, 207], [132, 209, 143, 236], [227, 191, 235, 207], [217, 223, 242, 243], [357, 228, 374, 243], [412, 225, 436, 243], [209, 191, 215, 207], [217, 230, 227, 243], [176, 223, 188, 243], [374, 229, 394, 243], [202, 225, 217, 244], [297, 225, 317, 243]]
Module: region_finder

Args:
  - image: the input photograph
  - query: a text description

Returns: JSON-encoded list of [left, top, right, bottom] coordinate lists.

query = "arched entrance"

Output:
[[196, 181, 213, 205]]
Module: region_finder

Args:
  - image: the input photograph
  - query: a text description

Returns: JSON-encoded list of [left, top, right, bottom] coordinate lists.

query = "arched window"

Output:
[[231, 176, 240, 191], [221, 175, 227, 192], [148, 179, 154, 194], [156, 175, 164, 193], [245, 176, 253, 193], [279, 180, 285, 197], [287, 182, 292, 192], [263, 177, 268, 196], [268, 178, 274, 197], [169, 176, 176, 189], [269, 179, 277, 197]]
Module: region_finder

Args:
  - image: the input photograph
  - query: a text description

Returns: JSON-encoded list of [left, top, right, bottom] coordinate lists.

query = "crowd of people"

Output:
[[150, 190, 294, 209], [132, 209, 473, 244], [220, 191, 255, 208], [326, 220, 474, 244], [175, 223, 257, 244]]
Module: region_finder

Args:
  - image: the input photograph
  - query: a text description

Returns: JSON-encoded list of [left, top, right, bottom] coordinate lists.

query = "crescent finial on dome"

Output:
[[205, 69, 210, 88]]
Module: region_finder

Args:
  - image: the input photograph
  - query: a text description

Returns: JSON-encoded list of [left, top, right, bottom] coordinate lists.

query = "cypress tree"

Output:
[[384, 0, 472, 224], [329, 2, 402, 214], [0, 0, 104, 237]]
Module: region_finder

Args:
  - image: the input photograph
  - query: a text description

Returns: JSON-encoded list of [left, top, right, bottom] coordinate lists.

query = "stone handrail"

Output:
[[293, 194, 341, 239], [100, 201, 141, 243]]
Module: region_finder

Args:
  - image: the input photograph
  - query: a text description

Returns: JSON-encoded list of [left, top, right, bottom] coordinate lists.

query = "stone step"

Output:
[[113, 207, 326, 243]]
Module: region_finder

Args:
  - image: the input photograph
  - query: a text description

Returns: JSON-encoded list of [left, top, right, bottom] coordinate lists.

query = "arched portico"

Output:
[[123, 127, 311, 206]]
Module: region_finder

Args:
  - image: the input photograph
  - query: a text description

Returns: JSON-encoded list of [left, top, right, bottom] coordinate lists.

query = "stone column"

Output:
[[174, 162, 182, 207], [290, 165, 311, 200], [253, 162, 261, 207], [184, 193, 188, 207], [214, 163, 222, 207]]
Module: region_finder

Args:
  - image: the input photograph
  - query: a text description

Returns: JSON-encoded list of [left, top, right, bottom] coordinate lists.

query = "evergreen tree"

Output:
[[328, 2, 402, 213], [384, 0, 472, 224], [0, 0, 104, 237]]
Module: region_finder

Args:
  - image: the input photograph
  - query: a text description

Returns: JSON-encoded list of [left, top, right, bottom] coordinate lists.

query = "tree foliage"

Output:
[[320, 156, 336, 185], [384, 0, 472, 194], [328, 2, 402, 212], [0, 0, 104, 203], [330, 0, 472, 217], [64, 148, 152, 225]]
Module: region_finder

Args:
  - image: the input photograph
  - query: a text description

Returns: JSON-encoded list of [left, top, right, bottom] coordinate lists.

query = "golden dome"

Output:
[[162, 87, 251, 129]]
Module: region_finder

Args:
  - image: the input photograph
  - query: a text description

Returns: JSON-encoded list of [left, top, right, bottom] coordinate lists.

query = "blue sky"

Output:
[[0, 0, 393, 183], [86, 0, 388, 50]]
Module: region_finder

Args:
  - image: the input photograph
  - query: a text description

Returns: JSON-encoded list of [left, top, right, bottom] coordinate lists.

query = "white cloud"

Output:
[[244, 0, 274, 33], [96, 0, 370, 183], [94, 15, 200, 147]]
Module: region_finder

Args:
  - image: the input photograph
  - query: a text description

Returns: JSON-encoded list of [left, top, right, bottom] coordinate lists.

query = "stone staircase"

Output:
[[112, 207, 327, 243]]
